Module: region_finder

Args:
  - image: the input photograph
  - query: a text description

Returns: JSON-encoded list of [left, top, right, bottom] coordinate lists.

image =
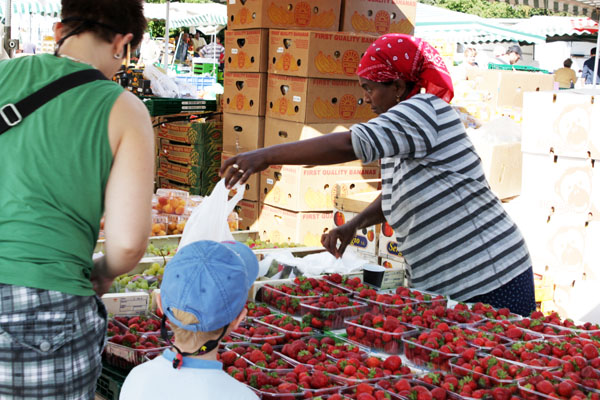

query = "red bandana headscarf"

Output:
[[356, 34, 454, 103]]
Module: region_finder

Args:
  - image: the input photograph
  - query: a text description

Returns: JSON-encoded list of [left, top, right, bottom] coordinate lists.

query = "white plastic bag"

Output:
[[144, 64, 180, 98], [178, 179, 244, 249]]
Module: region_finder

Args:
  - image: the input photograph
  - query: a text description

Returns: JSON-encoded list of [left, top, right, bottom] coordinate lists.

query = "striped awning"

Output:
[[415, 3, 547, 44], [144, 2, 227, 29], [511, 16, 598, 37], [492, 0, 600, 18], [0, 0, 61, 19]]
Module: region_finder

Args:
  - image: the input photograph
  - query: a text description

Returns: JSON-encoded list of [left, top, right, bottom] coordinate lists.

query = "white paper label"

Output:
[[277, 47, 284, 53], [229, 0, 236, 4], [293, 96, 301, 103], [267, 178, 274, 185], [232, 48, 238, 54]]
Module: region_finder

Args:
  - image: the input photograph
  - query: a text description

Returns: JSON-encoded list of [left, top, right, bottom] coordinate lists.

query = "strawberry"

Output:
[[221, 351, 238, 366], [383, 355, 402, 372], [583, 343, 599, 360], [431, 387, 447, 400], [535, 380, 554, 395]]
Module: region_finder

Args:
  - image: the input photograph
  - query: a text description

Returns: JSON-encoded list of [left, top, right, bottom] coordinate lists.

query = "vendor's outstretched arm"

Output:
[[322, 195, 386, 258], [220, 131, 356, 188]]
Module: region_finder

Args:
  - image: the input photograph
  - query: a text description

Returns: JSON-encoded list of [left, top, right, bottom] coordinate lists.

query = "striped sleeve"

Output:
[[350, 97, 439, 164]]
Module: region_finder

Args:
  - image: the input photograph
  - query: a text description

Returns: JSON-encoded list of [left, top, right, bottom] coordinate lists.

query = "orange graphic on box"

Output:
[[293, 1, 312, 26], [274, 53, 299, 72], [350, 11, 413, 34], [339, 94, 358, 120], [342, 50, 361, 76], [314, 51, 343, 75], [265, 2, 336, 29]]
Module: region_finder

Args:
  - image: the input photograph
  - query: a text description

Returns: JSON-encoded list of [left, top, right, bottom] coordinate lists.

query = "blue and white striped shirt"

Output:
[[351, 94, 531, 301]]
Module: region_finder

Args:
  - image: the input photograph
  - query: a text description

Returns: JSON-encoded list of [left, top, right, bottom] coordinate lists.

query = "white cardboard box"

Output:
[[102, 292, 149, 316]]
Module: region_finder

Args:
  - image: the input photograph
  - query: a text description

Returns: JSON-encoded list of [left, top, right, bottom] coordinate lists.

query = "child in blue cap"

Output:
[[120, 241, 259, 399]]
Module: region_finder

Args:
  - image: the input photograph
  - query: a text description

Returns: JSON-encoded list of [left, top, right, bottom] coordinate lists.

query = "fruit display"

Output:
[[395, 287, 448, 308], [246, 301, 273, 321], [256, 314, 315, 341], [154, 189, 189, 216], [146, 243, 177, 257], [402, 327, 471, 371], [316, 354, 412, 386], [225, 343, 295, 373], [307, 336, 369, 362], [226, 365, 305, 398], [293, 277, 342, 295], [112, 314, 163, 335], [469, 302, 521, 321], [323, 274, 372, 295], [259, 283, 320, 316], [226, 323, 286, 345], [300, 295, 368, 330], [104, 332, 168, 370], [376, 378, 443, 400], [339, 382, 393, 399], [450, 351, 539, 386], [243, 238, 304, 250], [345, 313, 417, 355], [357, 291, 417, 314], [109, 264, 163, 294], [475, 320, 544, 343], [278, 339, 331, 368], [442, 303, 487, 325], [487, 342, 564, 370], [517, 371, 600, 400]]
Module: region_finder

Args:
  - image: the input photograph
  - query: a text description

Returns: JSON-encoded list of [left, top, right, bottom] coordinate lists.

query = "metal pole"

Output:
[[163, 0, 170, 68], [593, 11, 600, 87], [3, 0, 12, 55]]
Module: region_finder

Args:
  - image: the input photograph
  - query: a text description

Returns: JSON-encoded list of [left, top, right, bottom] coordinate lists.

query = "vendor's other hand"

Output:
[[90, 256, 115, 297], [220, 149, 269, 189], [322, 224, 357, 258]]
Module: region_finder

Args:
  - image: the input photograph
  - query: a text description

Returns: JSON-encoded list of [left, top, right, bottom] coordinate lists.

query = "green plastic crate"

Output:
[[194, 63, 217, 75], [96, 364, 128, 400], [488, 63, 550, 74], [142, 97, 217, 117]]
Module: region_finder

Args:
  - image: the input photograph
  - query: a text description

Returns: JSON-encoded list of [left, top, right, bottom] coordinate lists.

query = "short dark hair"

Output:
[[592, 48, 597, 56], [564, 58, 573, 68], [61, 0, 146, 49], [507, 45, 522, 56]]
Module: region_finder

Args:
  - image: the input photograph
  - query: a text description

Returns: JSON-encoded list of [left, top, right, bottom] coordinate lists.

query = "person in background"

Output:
[[120, 241, 259, 400], [582, 47, 599, 85], [0, 0, 154, 398], [138, 32, 161, 67], [221, 34, 536, 317], [191, 31, 207, 57], [175, 32, 189, 63], [554, 58, 577, 89], [495, 44, 522, 65], [201, 36, 225, 63], [463, 47, 478, 67]]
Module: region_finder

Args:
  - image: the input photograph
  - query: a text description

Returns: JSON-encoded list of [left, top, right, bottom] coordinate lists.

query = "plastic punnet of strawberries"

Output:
[[257, 314, 314, 341], [226, 365, 304, 399], [340, 382, 393, 399], [246, 301, 272, 320], [300, 294, 367, 330], [488, 342, 564, 370], [403, 325, 474, 371], [259, 283, 319, 315], [279, 339, 330, 367], [518, 370, 599, 400], [451, 349, 536, 386], [475, 320, 543, 343], [113, 315, 162, 334], [223, 342, 295, 372], [345, 312, 415, 355], [314, 355, 412, 385]]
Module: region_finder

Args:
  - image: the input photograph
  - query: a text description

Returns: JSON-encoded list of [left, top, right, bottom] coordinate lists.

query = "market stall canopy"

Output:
[[144, 2, 227, 31], [415, 3, 546, 44], [495, 0, 599, 18], [0, 0, 61, 23], [510, 16, 598, 41]]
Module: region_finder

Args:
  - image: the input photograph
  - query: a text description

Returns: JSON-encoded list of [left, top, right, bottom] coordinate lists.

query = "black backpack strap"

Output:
[[0, 68, 108, 136]]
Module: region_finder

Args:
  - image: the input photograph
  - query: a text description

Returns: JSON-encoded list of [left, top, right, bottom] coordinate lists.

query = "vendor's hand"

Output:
[[90, 257, 115, 297], [321, 224, 357, 259], [220, 149, 270, 189]]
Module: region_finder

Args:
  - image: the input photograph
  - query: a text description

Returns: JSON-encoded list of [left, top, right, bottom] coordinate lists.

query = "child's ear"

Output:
[[231, 308, 247, 331]]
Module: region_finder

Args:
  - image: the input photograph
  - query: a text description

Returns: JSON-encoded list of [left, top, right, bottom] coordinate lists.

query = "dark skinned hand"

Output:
[[220, 149, 270, 189], [321, 223, 357, 258]]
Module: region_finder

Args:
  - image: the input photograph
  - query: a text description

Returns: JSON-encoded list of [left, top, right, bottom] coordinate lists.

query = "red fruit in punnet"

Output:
[[383, 355, 402, 372], [535, 380, 555, 395], [583, 344, 599, 360]]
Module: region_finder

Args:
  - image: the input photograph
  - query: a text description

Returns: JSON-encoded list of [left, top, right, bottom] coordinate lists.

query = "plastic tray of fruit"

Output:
[[489, 341, 567, 371], [462, 327, 513, 351], [360, 294, 418, 315], [473, 320, 544, 343], [450, 352, 534, 387], [276, 339, 331, 370], [468, 302, 521, 322], [300, 297, 368, 331], [401, 330, 465, 371], [255, 314, 316, 341], [440, 304, 488, 326], [229, 322, 286, 345], [517, 372, 594, 400], [376, 378, 448, 400], [340, 382, 396, 399], [345, 314, 418, 355], [246, 301, 273, 322], [293, 276, 340, 295], [223, 343, 295, 374], [322, 274, 371, 296], [236, 368, 306, 399], [111, 314, 164, 336], [308, 351, 412, 387], [258, 283, 320, 316], [104, 334, 168, 370], [292, 365, 345, 398], [544, 322, 600, 339], [308, 335, 370, 363], [417, 371, 485, 400], [395, 287, 448, 308]]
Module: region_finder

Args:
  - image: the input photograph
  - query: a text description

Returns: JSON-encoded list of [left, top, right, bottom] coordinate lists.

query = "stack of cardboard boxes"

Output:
[[518, 90, 600, 321], [156, 116, 224, 196], [223, 0, 417, 248]]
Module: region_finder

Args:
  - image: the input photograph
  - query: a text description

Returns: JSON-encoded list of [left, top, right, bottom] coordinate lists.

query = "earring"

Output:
[[396, 95, 402, 102], [113, 53, 122, 59]]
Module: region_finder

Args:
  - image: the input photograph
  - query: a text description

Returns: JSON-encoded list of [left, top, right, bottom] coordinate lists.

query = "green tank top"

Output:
[[0, 54, 123, 296]]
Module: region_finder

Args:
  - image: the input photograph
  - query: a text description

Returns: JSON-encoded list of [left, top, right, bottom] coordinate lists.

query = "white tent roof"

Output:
[[415, 3, 546, 44], [144, 2, 227, 29], [510, 15, 598, 38]]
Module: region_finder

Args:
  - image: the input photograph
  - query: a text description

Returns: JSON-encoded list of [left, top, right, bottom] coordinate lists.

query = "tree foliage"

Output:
[[420, 0, 570, 18]]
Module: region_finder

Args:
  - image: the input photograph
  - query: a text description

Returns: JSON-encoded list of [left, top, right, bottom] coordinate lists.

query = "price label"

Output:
[[293, 96, 301, 103], [232, 48, 238, 55], [277, 47, 284, 53], [266, 178, 274, 185]]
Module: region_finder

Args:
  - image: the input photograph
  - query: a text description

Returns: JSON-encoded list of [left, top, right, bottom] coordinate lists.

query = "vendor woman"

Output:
[[221, 34, 535, 317]]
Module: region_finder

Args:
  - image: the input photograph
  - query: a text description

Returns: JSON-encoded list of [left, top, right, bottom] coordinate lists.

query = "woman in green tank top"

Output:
[[0, 1, 154, 398]]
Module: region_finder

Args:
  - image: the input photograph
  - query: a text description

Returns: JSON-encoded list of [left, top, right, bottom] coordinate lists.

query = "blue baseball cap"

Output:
[[161, 240, 259, 332]]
